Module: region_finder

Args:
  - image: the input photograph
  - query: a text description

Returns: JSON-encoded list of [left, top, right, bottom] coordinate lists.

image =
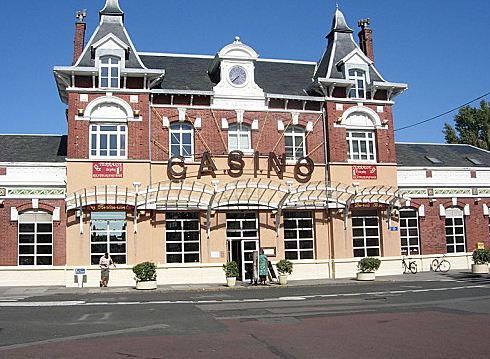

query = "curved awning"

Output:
[[283, 181, 356, 210], [137, 181, 214, 210], [66, 185, 136, 211], [352, 185, 407, 207], [210, 179, 290, 210]]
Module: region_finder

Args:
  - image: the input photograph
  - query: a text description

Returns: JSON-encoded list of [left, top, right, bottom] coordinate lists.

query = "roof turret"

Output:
[[327, 8, 353, 37]]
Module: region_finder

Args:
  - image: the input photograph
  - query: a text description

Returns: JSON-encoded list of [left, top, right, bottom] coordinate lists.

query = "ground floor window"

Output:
[[18, 211, 53, 265], [445, 207, 466, 253], [283, 211, 314, 260], [165, 212, 200, 263], [352, 210, 380, 257], [90, 212, 127, 265], [400, 208, 420, 255]]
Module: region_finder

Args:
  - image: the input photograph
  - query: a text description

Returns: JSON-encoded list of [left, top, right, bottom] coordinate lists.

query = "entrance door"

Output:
[[226, 212, 258, 281]]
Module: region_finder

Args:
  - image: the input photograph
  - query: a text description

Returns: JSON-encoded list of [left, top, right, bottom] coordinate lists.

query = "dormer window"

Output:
[[100, 55, 120, 89], [348, 69, 366, 99]]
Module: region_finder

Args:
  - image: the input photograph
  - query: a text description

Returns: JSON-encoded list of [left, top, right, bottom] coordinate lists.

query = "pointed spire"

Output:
[[100, 0, 124, 18], [328, 8, 353, 36]]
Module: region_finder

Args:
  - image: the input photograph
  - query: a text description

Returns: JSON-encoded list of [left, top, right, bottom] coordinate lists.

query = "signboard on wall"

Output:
[[92, 162, 123, 178], [351, 202, 388, 209], [0, 188, 5, 196], [352, 165, 377, 180], [88, 204, 133, 211]]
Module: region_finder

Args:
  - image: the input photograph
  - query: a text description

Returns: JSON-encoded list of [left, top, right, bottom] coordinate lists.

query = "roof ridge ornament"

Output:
[[76, 9, 87, 23], [234, 36, 241, 44]]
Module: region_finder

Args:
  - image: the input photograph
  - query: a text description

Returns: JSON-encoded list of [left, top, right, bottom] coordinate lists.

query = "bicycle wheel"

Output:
[[439, 260, 451, 272], [431, 259, 439, 272], [409, 262, 417, 274]]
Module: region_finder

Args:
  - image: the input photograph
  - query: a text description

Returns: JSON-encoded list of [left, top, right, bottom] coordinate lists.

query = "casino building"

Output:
[[0, 0, 488, 286]]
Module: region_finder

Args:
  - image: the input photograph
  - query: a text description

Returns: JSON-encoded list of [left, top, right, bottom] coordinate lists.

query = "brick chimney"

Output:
[[73, 10, 87, 65], [358, 18, 374, 63]]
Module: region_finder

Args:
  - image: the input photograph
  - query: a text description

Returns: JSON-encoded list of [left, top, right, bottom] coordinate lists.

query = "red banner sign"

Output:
[[92, 162, 123, 178], [352, 165, 377, 180]]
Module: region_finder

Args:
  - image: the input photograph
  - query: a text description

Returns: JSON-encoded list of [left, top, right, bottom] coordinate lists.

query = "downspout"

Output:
[[149, 93, 153, 185], [322, 104, 334, 279]]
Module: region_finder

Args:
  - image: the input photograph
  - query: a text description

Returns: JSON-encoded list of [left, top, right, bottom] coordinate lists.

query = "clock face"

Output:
[[228, 65, 247, 86]]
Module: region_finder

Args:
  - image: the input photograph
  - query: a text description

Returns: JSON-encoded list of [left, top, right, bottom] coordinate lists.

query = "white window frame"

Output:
[[170, 122, 194, 160], [90, 123, 128, 159], [347, 130, 376, 162], [284, 126, 306, 162], [400, 208, 420, 256], [445, 207, 466, 253], [18, 211, 53, 266], [283, 211, 314, 260], [165, 212, 200, 264], [352, 210, 380, 258], [228, 123, 252, 153], [348, 69, 366, 99], [90, 212, 127, 265], [99, 55, 120, 89], [226, 212, 258, 239]]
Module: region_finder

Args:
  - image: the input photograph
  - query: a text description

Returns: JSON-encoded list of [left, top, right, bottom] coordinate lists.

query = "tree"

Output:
[[443, 100, 490, 150]]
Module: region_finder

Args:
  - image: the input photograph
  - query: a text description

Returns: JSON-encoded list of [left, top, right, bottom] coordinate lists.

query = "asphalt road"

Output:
[[1, 275, 490, 358]]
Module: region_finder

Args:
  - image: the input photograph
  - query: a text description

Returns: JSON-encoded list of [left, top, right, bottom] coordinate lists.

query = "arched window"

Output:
[[343, 109, 379, 163], [348, 69, 366, 99], [399, 208, 420, 255], [284, 126, 305, 161], [18, 211, 53, 266], [445, 207, 466, 253], [99, 55, 120, 89], [228, 123, 251, 152], [170, 123, 194, 159]]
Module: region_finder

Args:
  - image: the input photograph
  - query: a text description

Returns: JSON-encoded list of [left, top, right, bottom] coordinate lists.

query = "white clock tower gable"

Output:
[[211, 37, 266, 110]]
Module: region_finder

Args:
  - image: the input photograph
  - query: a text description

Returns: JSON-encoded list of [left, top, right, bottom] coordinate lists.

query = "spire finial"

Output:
[[336, 3, 339, 9], [234, 36, 241, 44], [100, 0, 124, 18]]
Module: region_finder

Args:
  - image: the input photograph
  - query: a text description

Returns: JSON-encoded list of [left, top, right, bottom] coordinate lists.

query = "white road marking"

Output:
[[0, 324, 170, 351], [0, 284, 488, 308]]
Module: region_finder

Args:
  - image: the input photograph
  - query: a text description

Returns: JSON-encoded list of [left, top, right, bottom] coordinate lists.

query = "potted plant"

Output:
[[276, 259, 293, 285], [471, 248, 490, 274], [223, 261, 239, 287], [133, 261, 157, 290], [356, 257, 381, 281]]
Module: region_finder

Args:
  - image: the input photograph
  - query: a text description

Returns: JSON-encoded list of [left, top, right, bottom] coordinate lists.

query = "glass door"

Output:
[[226, 212, 258, 281]]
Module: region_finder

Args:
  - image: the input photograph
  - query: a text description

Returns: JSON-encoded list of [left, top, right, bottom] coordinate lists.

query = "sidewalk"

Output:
[[0, 270, 486, 299]]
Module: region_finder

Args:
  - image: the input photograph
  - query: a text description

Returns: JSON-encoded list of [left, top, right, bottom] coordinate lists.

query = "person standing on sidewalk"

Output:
[[99, 252, 115, 287], [258, 249, 268, 285]]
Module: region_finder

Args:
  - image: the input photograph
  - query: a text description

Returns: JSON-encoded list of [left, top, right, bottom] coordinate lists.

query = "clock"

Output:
[[228, 65, 248, 86]]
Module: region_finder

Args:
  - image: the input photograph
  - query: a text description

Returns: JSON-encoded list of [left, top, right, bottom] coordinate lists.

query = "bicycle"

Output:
[[431, 254, 451, 272], [402, 256, 417, 274]]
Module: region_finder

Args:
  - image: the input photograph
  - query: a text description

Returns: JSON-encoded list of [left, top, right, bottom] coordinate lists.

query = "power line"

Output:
[[394, 91, 490, 132]]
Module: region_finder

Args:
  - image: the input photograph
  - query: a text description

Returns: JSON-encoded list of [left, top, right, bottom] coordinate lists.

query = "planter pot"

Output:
[[357, 272, 375, 281], [471, 264, 489, 274], [136, 280, 157, 290], [226, 277, 236, 287], [279, 275, 288, 285]]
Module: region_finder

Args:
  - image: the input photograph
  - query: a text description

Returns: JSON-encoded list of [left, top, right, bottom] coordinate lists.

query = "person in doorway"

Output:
[[99, 252, 115, 287], [258, 248, 268, 285]]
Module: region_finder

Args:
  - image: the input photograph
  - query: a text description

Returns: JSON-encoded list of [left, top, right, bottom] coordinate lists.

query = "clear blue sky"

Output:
[[0, 0, 488, 143]]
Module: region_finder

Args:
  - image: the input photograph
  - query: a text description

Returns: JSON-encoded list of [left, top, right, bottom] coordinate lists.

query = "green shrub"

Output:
[[223, 261, 239, 277], [472, 248, 490, 265], [132, 262, 157, 282], [276, 259, 293, 276], [357, 257, 381, 273]]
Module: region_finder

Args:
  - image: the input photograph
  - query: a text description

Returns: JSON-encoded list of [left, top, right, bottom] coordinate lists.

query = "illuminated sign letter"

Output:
[[227, 150, 245, 178], [198, 151, 217, 179], [294, 157, 314, 183], [267, 152, 285, 179], [168, 156, 187, 179]]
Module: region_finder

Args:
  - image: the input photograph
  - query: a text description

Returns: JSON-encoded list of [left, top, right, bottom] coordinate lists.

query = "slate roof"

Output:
[[396, 143, 490, 168], [140, 55, 316, 96], [0, 135, 67, 163]]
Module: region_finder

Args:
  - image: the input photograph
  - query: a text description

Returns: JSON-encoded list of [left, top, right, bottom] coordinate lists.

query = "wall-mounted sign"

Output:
[[92, 162, 123, 178], [477, 242, 485, 250], [0, 188, 5, 196], [389, 226, 399, 231], [351, 202, 388, 209], [88, 204, 133, 211], [352, 165, 377, 180], [74, 268, 86, 275]]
